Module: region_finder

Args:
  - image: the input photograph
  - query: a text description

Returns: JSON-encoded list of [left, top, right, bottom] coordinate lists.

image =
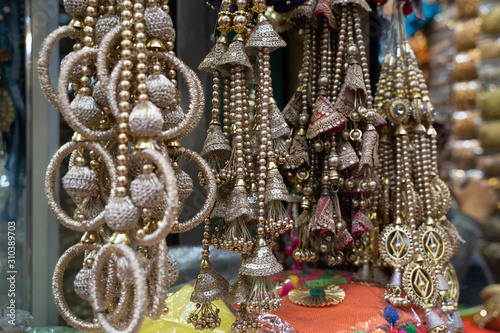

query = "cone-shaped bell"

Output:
[[269, 101, 291, 139], [201, 123, 231, 161], [265, 167, 291, 203], [240, 238, 283, 276], [211, 185, 231, 219], [216, 37, 253, 77], [424, 310, 447, 332], [250, 126, 262, 157], [315, 0, 337, 29], [286, 135, 310, 168], [358, 129, 379, 173], [282, 90, 302, 128], [245, 16, 287, 56], [225, 185, 251, 222], [450, 311, 464, 330], [334, 228, 353, 250], [306, 96, 346, 139], [309, 195, 336, 235], [248, 57, 260, 85], [341, 63, 367, 105], [338, 139, 359, 170], [199, 36, 228, 73], [190, 260, 229, 304], [290, 1, 316, 25], [351, 209, 374, 235], [388, 269, 403, 287], [228, 273, 252, 305]]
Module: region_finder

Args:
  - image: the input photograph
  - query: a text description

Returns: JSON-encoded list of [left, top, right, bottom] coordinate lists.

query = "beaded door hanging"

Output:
[[39, 1, 216, 332], [374, 1, 462, 332]]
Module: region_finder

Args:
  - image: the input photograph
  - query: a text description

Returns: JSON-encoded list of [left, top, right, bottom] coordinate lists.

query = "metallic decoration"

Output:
[[288, 284, 346, 307], [39, 1, 215, 332], [374, 0, 458, 330]]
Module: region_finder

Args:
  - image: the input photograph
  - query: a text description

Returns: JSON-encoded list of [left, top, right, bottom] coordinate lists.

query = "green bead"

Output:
[[309, 288, 326, 297]]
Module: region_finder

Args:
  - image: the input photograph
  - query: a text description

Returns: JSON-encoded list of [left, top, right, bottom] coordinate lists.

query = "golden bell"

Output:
[[329, 169, 339, 182], [80, 231, 101, 244], [69, 18, 84, 29], [135, 137, 156, 150], [110, 231, 132, 245], [147, 38, 165, 51], [72, 132, 86, 142]]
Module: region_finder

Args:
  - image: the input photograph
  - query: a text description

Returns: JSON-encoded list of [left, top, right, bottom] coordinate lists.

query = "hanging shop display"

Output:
[[39, 0, 216, 331], [37, 0, 464, 332]]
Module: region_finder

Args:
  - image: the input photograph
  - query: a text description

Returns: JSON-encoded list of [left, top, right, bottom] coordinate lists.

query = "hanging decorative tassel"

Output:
[[351, 209, 374, 236], [245, 276, 283, 313], [218, 217, 254, 254], [306, 96, 347, 139], [424, 310, 447, 333], [337, 138, 359, 170], [231, 304, 262, 333], [199, 35, 229, 73], [358, 125, 379, 174], [309, 194, 336, 236], [201, 121, 232, 170], [282, 89, 302, 128], [384, 269, 409, 306], [269, 98, 291, 140], [189, 218, 229, 331], [226, 184, 252, 223], [297, 208, 311, 226], [228, 273, 252, 305], [287, 135, 310, 168], [240, 238, 283, 313], [266, 201, 293, 237], [449, 311, 464, 333]]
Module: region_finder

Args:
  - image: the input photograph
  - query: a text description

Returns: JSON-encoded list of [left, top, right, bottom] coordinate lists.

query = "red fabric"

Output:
[[463, 317, 498, 333], [271, 283, 424, 333]]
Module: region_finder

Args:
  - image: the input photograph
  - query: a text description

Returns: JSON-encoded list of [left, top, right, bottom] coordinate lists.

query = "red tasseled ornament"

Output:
[[403, 2, 413, 15]]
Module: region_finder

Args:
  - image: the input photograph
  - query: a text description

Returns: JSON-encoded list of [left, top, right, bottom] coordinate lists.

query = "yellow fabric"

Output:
[[140, 285, 235, 333]]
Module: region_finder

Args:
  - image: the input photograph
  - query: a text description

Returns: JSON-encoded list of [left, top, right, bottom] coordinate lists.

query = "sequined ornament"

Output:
[[189, 219, 229, 331]]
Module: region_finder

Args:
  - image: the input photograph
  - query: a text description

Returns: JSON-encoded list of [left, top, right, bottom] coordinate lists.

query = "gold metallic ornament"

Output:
[[378, 224, 414, 267], [288, 284, 346, 307], [402, 261, 439, 308]]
